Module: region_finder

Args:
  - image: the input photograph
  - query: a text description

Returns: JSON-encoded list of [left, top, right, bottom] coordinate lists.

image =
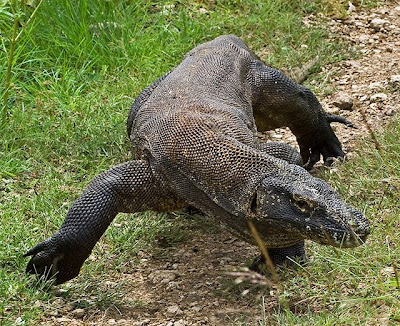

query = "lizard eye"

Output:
[[292, 197, 312, 213]]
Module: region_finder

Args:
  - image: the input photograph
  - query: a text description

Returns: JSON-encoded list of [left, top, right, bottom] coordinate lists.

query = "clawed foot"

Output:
[[298, 114, 355, 169], [24, 235, 89, 285], [249, 242, 306, 275]]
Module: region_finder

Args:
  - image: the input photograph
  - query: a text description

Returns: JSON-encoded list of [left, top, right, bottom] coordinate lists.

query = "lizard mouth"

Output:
[[305, 224, 369, 248], [302, 208, 370, 248]]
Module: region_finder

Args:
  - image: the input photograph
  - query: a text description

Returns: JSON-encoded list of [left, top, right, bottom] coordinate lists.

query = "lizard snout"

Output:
[[350, 209, 370, 242], [354, 224, 370, 240]]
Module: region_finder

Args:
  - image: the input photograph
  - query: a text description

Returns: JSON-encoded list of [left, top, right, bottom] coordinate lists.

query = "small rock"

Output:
[[370, 93, 388, 102], [358, 34, 369, 43], [369, 81, 382, 89], [56, 317, 73, 323], [331, 91, 353, 110], [174, 320, 186, 326], [359, 95, 368, 102], [108, 319, 116, 325], [198, 7, 208, 14], [347, 1, 356, 14], [15, 317, 24, 325], [166, 281, 181, 290], [327, 106, 340, 115], [370, 18, 389, 31], [167, 305, 183, 314], [369, 103, 378, 110], [385, 109, 395, 116], [47, 310, 59, 317], [72, 308, 85, 319], [63, 302, 75, 313], [53, 298, 64, 306], [149, 270, 178, 283], [191, 305, 202, 312], [390, 75, 400, 84]]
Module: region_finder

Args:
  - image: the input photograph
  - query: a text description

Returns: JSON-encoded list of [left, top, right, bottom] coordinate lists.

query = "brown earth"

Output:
[[38, 2, 400, 325]]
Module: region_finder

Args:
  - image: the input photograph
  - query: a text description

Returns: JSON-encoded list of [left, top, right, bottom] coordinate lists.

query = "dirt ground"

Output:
[[39, 2, 400, 325]]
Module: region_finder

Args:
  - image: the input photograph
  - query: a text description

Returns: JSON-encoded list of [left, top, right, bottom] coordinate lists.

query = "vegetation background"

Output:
[[0, 0, 399, 324]]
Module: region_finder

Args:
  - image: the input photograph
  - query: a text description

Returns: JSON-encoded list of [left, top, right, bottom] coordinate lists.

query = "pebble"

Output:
[[72, 308, 86, 319], [369, 81, 382, 89], [390, 75, 400, 84], [198, 8, 208, 15], [53, 298, 64, 305], [174, 320, 186, 326], [331, 91, 353, 110], [347, 1, 356, 14], [192, 305, 202, 312], [370, 18, 390, 31], [149, 270, 179, 283], [370, 93, 388, 102], [385, 109, 395, 116], [167, 305, 183, 314], [359, 34, 370, 43], [63, 302, 75, 312], [56, 317, 73, 323], [47, 310, 59, 317]]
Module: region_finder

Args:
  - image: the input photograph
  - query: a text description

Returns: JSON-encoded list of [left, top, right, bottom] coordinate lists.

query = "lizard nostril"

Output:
[[355, 225, 370, 237]]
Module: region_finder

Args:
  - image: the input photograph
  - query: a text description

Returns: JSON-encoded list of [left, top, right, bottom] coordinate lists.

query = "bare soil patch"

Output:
[[39, 2, 400, 325]]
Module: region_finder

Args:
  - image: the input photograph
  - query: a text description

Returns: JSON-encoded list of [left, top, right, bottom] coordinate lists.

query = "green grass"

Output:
[[1, 0, 396, 324]]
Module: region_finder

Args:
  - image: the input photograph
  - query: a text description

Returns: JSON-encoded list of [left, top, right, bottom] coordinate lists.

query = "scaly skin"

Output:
[[25, 35, 370, 284]]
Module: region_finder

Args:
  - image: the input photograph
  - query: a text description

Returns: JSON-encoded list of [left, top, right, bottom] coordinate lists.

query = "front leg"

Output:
[[255, 142, 305, 270], [249, 62, 352, 168], [249, 241, 306, 274], [258, 141, 302, 166], [25, 160, 184, 284]]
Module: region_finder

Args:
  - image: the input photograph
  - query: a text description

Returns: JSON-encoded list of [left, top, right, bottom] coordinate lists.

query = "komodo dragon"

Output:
[[25, 35, 370, 284]]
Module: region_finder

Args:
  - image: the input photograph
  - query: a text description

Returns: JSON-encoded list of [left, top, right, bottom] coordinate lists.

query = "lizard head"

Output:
[[249, 165, 370, 248]]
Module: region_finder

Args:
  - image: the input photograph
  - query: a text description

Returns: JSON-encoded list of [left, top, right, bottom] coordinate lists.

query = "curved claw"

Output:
[[24, 239, 50, 257], [299, 126, 345, 169]]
